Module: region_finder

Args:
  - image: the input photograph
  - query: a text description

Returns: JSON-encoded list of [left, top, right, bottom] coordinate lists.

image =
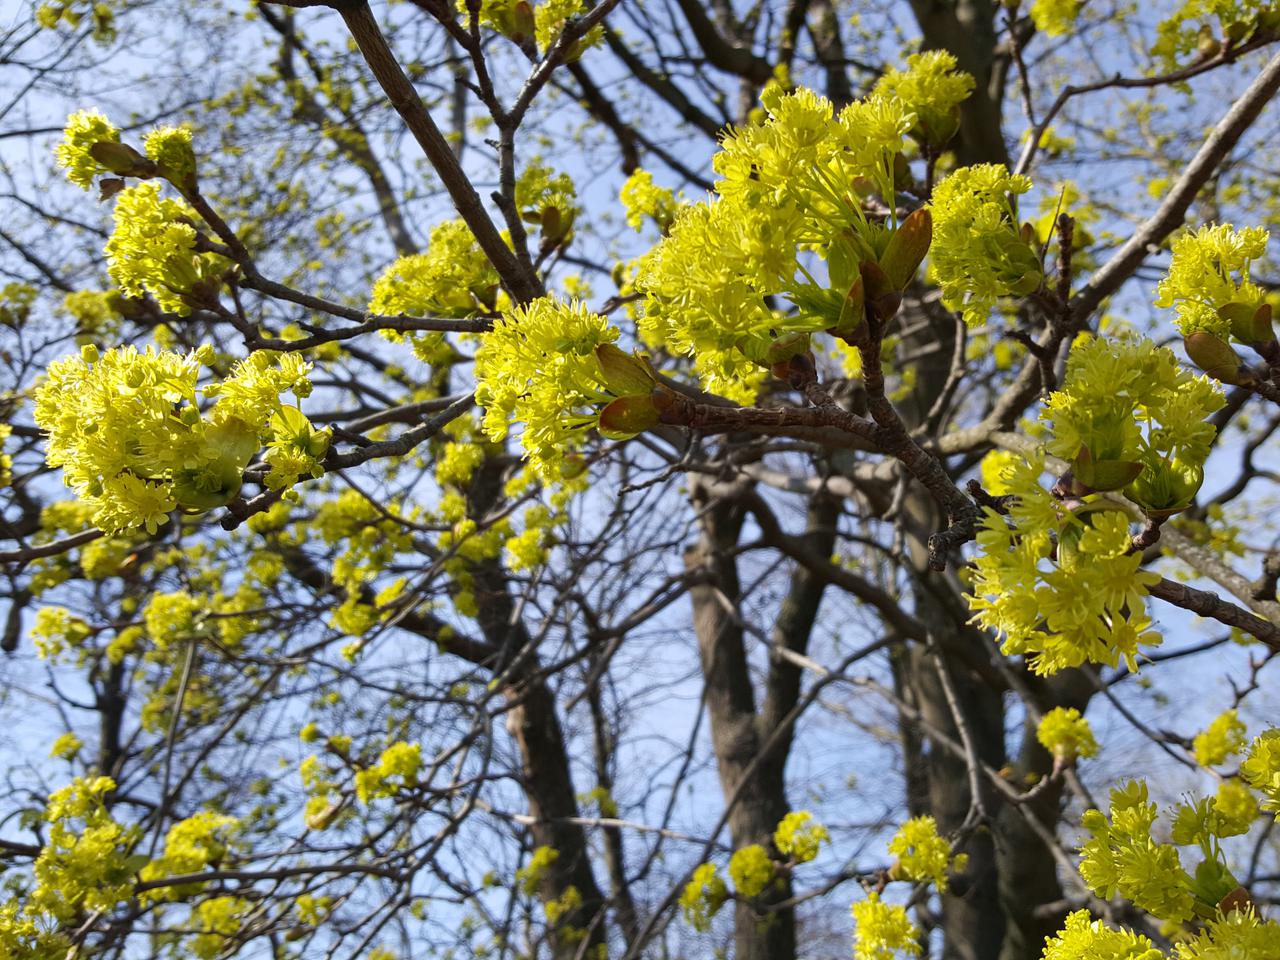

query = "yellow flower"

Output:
[[1037, 707, 1099, 762], [55, 108, 120, 190], [851, 893, 921, 960], [773, 810, 829, 864], [679, 863, 728, 932], [728, 843, 775, 898], [1193, 710, 1248, 767], [887, 815, 955, 891]]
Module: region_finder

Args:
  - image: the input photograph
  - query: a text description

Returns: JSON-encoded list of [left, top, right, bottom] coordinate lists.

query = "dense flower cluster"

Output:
[[1155, 224, 1270, 340], [474, 297, 653, 478], [354, 741, 422, 804], [728, 843, 776, 898], [927, 163, 1041, 325], [773, 810, 829, 864], [634, 85, 924, 400], [370, 220, 501, 319], [969, 337, 1224, 674], [1040, 910, 1163, 960], [620, 168, 679, 233], [679, 863, 728, 932], [871, 50, 974, 145], [968, 452, 1161, 675], [1037, 707, 1099, 763], [106, 182, 230, 315], [887, 816, 955, 891], [1193, 710, 1248, 767], [55, 108, 120, 189], [1242, 730, 1280, 817], [1078, 780, 1254, 925], [34, 344, 325, 533], [851, 893, 921, 960]]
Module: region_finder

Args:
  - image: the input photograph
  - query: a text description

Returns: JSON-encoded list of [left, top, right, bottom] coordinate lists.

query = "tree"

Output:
[[1, 0, 1280, 958]]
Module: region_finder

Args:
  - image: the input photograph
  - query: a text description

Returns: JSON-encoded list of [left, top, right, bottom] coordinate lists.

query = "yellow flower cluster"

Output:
[[851, 892, 921, 960], [970, 337, 1225, 674], [475, 297, 630, 478], [30, 776, 137, 923], [354, 741, 421, 804], [458, 0, 602, 54], [1242, 729, 1280, 817], [34, 344, 325, 533], [728, 843, 775, 898], [1045, 336, 1223, 513], [620, 169, 679, 233], [1193, 710, 1248, 767], [517, 159, 578, 244], [106, 182, 230, 315], [55, 108, 121, 190], [871, 50, 974, 146], [1078, 780, 1260, 927], [143, 124, 197, 186], [1029, 0, 1082, 37], [1155, 224, 1270, 340], [635, 85, 921, 400], [1040, 909, 1163, 960], [369, 219, 501, 319], [887, 815, 960, 891], [517, 845, 560, 896], [773, 810, 829, 864], [679, 863, 728, 932], [968, 453, 1161, 675], [139, 811, 238, 899], [927, 163, 1041, 326], [1036, 707, 1099, 762]]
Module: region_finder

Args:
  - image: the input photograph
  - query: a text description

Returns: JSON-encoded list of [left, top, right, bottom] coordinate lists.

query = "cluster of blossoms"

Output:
[[679, 811, 830, 932], [353, 741, 421, 804], [370, 219, 502, 321], [774, 810, 830, 864], [33, 344, 327, 534], [871, 50, 975, 146], [516, 158, 580, 245], [969, 336, 1224, 674], [57, 112, 221, 316], [633, 80, 946, 400], [619, 168, 679, 233], [1193, 710, 1248, 767], [458, 0, 602, 55], [1155, 224, 1278, 385], [1038, 774, 1280, 958], [475, 297, 664, 479], [1152, 0, 1279, 67], [851, 815, 963, 958], [927, 163, 1042, 326], [1036, 706, 1099, 765], [887, 815, 962, 891]]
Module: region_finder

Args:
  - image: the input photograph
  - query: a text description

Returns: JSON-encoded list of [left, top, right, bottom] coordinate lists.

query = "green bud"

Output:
[[859, 260, 901, 320], [1197, 24, 1222, 59], [171, 460, 243, 511], [1185, 331, 1246, 384], [765, 332, 811, 365], [1072, 444, 1144, 493], [88, 140, 155, 178], [597, 394, 660, 439], [879, 208, 932, 291], [595, 344, 656, 395], [1125, 458, 1203, 518], [1218, 301, 1274, 344]]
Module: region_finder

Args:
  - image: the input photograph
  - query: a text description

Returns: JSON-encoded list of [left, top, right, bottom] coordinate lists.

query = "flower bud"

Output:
[[596, 344, 656, 395], [1218, 301, 1274, 345], [879, 208, 932, 291], [1185, 331, 1246, 384], [597, 394, 660, 439]]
